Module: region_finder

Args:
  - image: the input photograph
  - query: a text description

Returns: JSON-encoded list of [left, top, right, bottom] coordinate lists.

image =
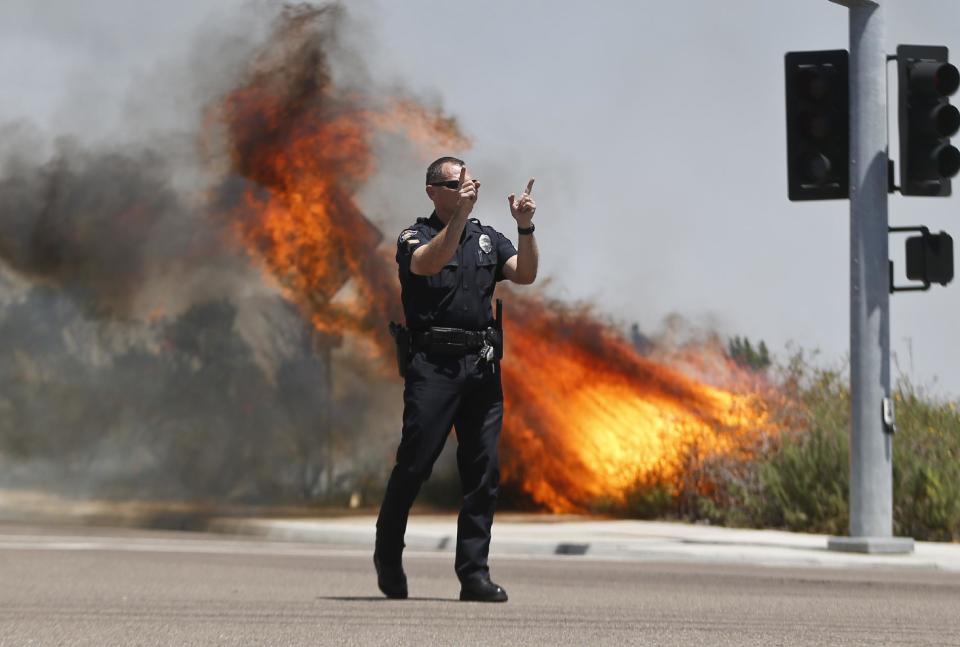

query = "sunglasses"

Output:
[[428, 180, 462, 189]]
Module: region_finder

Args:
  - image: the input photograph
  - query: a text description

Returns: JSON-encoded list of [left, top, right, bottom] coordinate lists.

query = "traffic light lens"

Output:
[[933, 104, 960, 137], [936, 144, 960, 178], [800, 152, 832, 183], [798, 69, 829, 100], [935, 63, 960, 97], [799, 111, 831, 139]]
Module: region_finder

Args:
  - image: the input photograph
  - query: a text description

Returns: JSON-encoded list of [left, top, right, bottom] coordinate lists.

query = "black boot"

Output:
[[459, 574, 508, 602], [373, 553, 408, 599]]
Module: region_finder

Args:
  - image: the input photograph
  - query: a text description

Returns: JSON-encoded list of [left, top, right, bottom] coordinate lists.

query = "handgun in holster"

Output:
[[389, 321, 411, 378], [483, 299, 504, 362]]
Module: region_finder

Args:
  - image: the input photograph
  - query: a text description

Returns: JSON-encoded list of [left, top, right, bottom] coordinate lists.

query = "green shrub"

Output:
[[892, 380, 960, 541], [755, 360, 850, 534], [757, 423, 848, 534]]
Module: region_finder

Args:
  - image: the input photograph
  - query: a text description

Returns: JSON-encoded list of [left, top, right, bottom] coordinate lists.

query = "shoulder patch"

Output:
[[398, 229, 419, 244]]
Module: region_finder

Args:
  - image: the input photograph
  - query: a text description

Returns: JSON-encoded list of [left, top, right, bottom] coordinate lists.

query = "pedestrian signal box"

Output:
[[906, 230, 954, 286]]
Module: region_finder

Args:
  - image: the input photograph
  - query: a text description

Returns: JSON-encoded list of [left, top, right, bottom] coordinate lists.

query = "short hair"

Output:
[[426, 156, 464, 185]]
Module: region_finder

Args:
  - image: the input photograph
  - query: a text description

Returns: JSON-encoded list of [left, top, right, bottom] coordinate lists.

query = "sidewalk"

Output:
[[209, 513, 960, 572], [2, 490, 958, 572]]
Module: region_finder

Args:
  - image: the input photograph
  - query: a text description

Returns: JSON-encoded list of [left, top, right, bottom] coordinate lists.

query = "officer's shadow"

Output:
[[318, 595, 458, 603]]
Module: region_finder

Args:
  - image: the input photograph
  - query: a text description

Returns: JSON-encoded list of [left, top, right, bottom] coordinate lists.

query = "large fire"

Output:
[[500, 296, 769, 511], [212, 5, 771, 513]]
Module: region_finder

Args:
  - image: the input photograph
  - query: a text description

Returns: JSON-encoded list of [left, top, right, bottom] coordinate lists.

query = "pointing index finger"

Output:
[[524, 177, 535, 196]]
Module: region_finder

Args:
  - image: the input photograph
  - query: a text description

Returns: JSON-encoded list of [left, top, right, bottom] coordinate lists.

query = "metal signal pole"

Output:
[[827, 0, 913, 553]]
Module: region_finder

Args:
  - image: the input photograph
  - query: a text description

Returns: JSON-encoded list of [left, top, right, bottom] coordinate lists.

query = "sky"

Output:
[[1, 0, 959, 396]]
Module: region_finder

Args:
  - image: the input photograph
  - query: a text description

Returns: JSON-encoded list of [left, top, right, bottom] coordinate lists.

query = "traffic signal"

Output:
[[897, 45, 960, 196], [785, 50, 849, 201], [906, 230, 954, 286]]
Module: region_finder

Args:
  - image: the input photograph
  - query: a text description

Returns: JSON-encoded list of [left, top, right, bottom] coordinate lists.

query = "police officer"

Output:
[[375, 156, 538, 602]]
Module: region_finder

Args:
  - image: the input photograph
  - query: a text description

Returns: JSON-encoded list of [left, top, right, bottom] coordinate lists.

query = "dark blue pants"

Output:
[[375, 348, 503, 582]]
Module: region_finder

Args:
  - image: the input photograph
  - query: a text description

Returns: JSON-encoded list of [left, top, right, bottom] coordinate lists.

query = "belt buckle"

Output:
[[429, 327, 466, 354], [432, 327, 461, 345]]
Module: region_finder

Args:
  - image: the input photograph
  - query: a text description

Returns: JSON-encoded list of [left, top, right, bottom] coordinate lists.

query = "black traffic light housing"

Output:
[[889, 226, 954, 292], [897, 45, 960, 196], [785, 50, 849, 201]]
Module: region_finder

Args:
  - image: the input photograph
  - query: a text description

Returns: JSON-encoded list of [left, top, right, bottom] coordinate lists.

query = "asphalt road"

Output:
[[1, 523, 958, 646]]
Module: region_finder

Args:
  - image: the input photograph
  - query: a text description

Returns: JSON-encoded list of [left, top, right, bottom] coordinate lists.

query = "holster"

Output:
[[389, 321, 411, 378], [483, 327, 503, 361]]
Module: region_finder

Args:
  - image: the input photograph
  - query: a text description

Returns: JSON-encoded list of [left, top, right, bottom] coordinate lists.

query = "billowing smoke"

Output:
[[0, 3, 456, 504], [0, 134, 224, 318]]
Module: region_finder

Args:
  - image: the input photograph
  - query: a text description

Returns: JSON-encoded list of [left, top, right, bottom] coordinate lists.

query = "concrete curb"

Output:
[[207, 517, 592, 557], [2, 490, 958, 573], [205, 516, 960, 573]]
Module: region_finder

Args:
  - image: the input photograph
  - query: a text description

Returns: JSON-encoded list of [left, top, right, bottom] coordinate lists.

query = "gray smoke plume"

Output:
[[1, 135, 207, 317], [0, 3, 407, 505]]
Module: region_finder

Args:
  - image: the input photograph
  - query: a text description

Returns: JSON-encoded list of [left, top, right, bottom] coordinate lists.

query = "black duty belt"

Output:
[[391, 300, 503, 375], [413, 327, 488, 354]]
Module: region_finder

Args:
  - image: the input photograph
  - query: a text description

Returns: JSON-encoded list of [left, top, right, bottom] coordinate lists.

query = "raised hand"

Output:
[[507, 177, 536, 225], [457, 165, 479, 217]]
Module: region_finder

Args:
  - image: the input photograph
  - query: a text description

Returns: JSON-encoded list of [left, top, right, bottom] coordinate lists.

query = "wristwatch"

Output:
[[517, 224, 535, 235]]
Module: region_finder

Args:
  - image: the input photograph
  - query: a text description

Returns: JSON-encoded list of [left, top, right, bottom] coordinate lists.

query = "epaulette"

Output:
[[397, 225, 422, 245]]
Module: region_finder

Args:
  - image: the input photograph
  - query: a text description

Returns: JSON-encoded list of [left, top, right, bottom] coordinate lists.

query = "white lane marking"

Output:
[[0, 541, 374, 558], [1, 533, 950, 572], [0, 534, 380, 557], [0, 533, 592, 564]]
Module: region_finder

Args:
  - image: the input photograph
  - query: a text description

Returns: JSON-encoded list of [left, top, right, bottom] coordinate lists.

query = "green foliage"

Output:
[[892, 380, 960, 541], [757, 424, 849, 534], [728, 336, 771, 371], [756, 361, 850, 534]]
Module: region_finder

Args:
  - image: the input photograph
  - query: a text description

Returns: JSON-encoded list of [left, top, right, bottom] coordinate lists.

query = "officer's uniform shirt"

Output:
[[396, 212, 517, 331]]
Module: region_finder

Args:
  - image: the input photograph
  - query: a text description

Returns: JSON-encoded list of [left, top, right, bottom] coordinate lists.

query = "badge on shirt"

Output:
[[479, 234, 493, 254], [399, 229, 418, 244]]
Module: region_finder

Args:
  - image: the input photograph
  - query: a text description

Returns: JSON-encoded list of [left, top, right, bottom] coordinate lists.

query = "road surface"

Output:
[[1, 523, 958, 646]]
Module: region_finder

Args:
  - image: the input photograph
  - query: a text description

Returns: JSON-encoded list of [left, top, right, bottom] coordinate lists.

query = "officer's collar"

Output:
[[427, 211, 444, 230]]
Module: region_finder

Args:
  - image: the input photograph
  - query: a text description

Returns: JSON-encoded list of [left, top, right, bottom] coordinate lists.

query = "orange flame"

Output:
[[211, 5, 771, 513], [210, 6, 474, 360], [500, 294, 769, 511]]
